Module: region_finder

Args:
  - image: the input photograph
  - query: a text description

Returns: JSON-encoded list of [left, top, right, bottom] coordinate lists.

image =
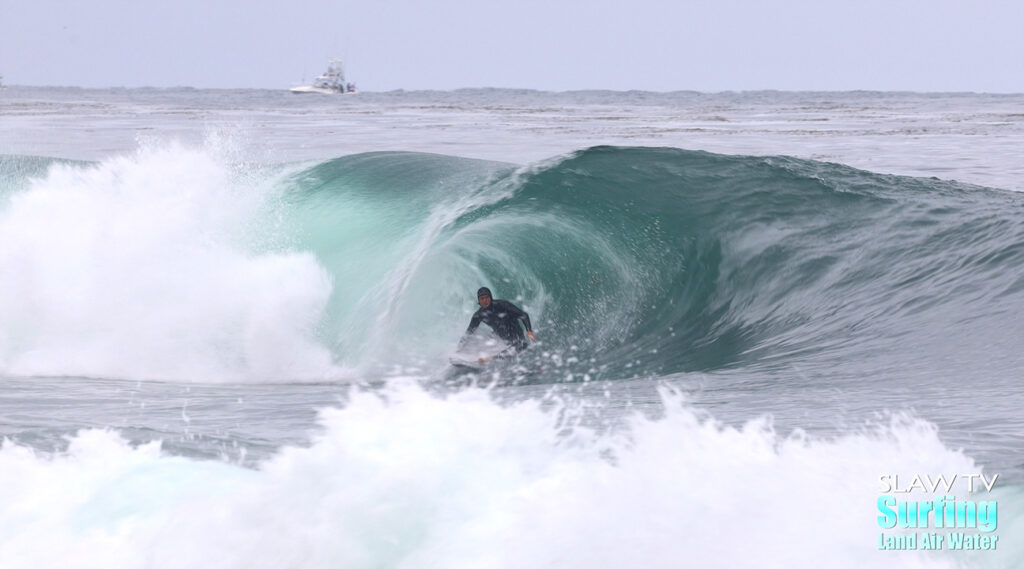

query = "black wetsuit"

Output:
[[464, 299, 533, 351]]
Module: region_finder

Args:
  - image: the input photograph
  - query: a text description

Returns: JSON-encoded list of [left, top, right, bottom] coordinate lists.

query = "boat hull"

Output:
[[289, 86, 352, 95]]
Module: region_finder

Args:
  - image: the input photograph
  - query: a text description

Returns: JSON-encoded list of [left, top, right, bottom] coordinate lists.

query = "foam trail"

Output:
[[1, 383, 1017, 569]]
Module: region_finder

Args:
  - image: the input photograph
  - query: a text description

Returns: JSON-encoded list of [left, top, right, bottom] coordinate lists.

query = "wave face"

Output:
[[2, 145, 1024, 381]]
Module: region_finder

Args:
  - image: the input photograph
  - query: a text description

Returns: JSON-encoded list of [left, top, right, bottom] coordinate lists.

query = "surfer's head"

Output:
[[477, 287, 492, 308]]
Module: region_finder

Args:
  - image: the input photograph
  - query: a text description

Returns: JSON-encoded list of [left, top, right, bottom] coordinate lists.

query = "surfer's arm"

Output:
[[465, 314, 481, 335], [502, 301, 537, 341], [459, 314, 482, 347]]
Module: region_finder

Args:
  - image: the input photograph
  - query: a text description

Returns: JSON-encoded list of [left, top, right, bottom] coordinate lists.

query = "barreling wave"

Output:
[[2, 145, 1023, 382]]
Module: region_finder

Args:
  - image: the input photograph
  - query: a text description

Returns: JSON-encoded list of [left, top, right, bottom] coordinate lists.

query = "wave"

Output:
[[1, 382, 1019, 569], [2, 144, 1023, 382]]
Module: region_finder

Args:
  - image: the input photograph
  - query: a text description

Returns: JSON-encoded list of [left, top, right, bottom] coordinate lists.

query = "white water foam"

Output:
[[0, 143, 340, 381], [1, 383, 1018, 569]]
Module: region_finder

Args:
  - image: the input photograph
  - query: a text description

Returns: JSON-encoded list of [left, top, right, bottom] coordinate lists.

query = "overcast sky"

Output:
[[1, 0, 1022, 92]]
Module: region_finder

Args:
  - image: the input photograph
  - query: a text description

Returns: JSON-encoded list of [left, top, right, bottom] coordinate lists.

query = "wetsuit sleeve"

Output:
[[502, 300, 532, 332], [459, 312, 482, 348], [465, 312, 482, 335]]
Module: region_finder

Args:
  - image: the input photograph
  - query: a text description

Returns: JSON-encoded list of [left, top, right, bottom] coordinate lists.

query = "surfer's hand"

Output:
[[478, 356, 492, 364], [526, 331, 537, 342]]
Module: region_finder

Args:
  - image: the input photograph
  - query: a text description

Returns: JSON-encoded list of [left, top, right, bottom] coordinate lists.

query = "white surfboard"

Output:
[[449, 336, 515, 370]]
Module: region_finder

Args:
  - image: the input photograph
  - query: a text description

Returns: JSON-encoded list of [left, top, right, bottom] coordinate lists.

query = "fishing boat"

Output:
[[290, 60, 356, 94]]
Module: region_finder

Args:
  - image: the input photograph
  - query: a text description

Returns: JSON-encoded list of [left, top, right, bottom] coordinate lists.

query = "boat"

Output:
[[290, 60, 356, 94]]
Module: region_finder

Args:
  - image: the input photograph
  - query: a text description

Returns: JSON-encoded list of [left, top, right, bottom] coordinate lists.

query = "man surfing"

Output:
[[457, 287, 537, 365]]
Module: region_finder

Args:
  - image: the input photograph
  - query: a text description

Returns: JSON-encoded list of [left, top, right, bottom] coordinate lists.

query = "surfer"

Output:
[[460, 287, 537, 353]]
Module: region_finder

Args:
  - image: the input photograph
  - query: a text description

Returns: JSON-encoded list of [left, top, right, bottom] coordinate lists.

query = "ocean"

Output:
[[1, 86, 1023, 568]]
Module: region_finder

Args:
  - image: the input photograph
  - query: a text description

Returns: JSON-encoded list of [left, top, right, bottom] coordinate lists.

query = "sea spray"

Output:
[[0, 144, 338, 381], [2, 382, 1018, 569]]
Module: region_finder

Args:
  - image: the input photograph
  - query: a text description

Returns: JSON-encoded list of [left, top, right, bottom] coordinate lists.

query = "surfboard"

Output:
[[449, 337, 516, 371], [448, 354, 489, 370]]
